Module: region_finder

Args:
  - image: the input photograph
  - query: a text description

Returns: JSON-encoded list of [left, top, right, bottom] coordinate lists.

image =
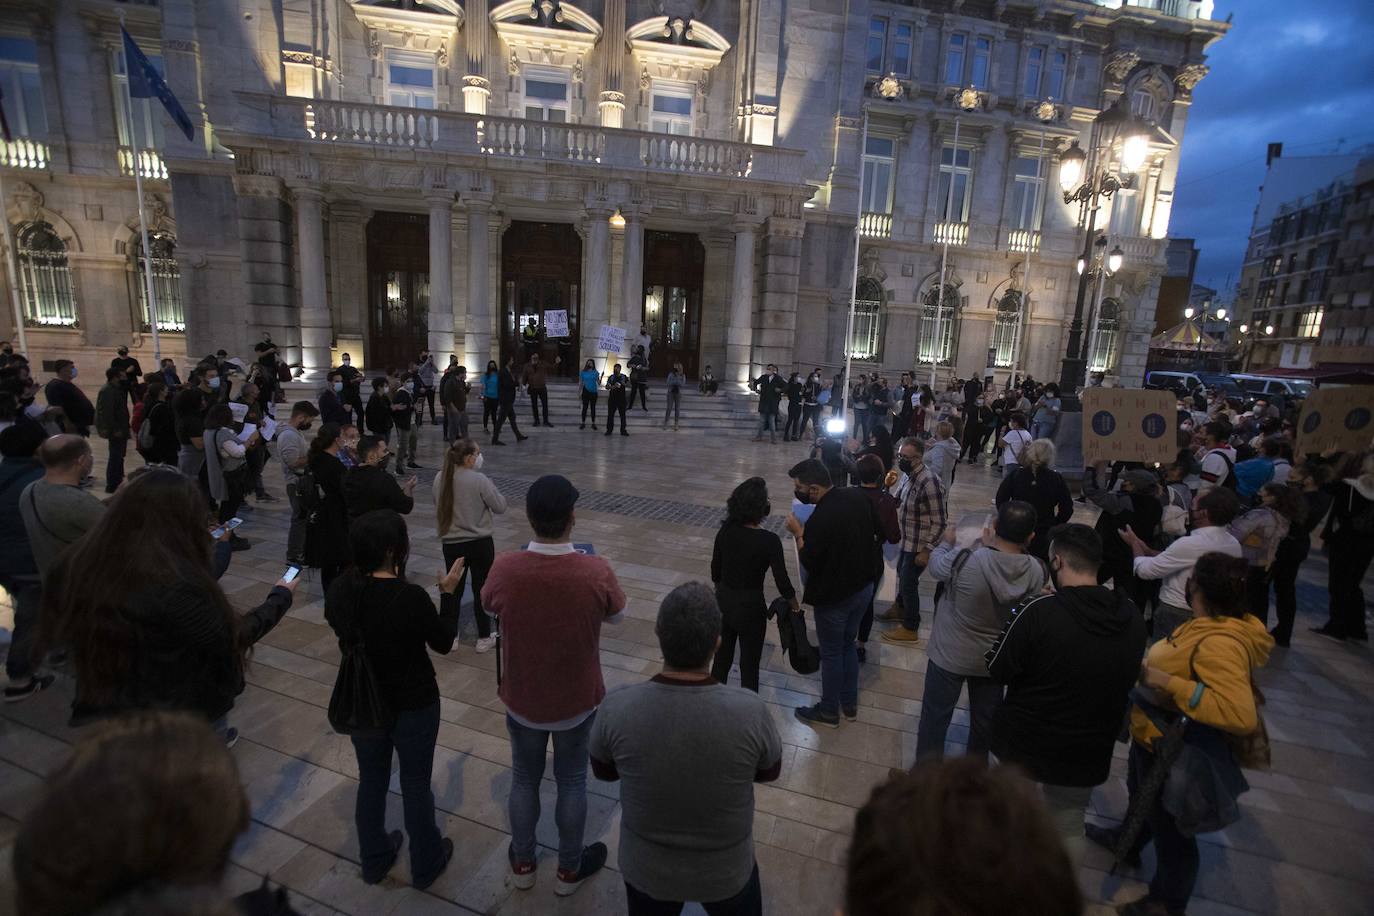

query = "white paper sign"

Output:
[[596, 324, 626, 354], [260, 417, 278, 441], [236, 423, 258, 443], [544, 309, 569, 338], [228, 401, 249, 422]]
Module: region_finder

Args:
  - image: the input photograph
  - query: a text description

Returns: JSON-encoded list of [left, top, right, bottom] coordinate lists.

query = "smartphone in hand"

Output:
[[282, 565, 301, 583], [210, 517, 245, 539]]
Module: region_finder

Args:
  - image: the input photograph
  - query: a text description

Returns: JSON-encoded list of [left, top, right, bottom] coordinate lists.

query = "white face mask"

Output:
[[473, 453, 484, 470], [208, 376, 221, 389], [342, 358, 351, 366], [333, 382, 343, 392], [70, 367, 78, 379]]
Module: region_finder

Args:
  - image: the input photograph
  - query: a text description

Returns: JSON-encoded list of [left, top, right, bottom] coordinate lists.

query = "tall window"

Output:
[[867, 18, 887, 73], [892, 23, 913, 76], [1023, 47, 1043, 97], [849, 277, 884, 361], [650, 82, 693, 135], [385, 49, 436, 108], [0, 37, 46, 138], [1088, 298, 1121, 372], [1010, 155, 1044, 231], [17, 221, 77, 327], [918, 284, 960, 366], [862, 136, 896, 214], [523, 66, 570, 122], [937, 146, 974, 222], [992, 290, 1022, 367], [1131, 89, 1155, 121], [112, 48, 166, 150], [970, 38, 991, 89], [944, 34, 965, 85], [1298, 306, 1323, 338], [1046, 51, 1067, 99], [132, 231, 184, 332], [1109, 188, 1139, 237]]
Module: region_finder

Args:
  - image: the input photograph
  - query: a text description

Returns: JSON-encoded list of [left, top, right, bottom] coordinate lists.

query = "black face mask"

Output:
[[793, 488, 812, 505], [898, 458, 915, 474]]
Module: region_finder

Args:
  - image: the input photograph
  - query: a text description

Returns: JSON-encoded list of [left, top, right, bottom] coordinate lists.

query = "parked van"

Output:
[[1144, 370, 1245, 399], [1232, 374, 1313, 402]]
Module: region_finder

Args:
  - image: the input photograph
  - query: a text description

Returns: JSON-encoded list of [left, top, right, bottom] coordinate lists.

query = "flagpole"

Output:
[[121, 17, 161, 364], [0, 170, 28, 356]]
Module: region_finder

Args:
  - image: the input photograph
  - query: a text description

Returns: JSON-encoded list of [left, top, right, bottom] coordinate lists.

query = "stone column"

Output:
[[727, 221, 759, 384], [599, 0, 627, 127], [463, 197, 492, 370], [581, 208, 613, 369], [463, 0, 491, 114], [754, 217, 804, 373], [426, 191, 455, 358], [292, 186, 333, 378], [621, 211, 644, 339]]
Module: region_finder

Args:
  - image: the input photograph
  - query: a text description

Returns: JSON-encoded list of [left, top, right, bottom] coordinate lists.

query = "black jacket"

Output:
[[364, 393, 393, 436], [344, 464, 414, 521], [498, 366, 520, 403], [753, 373, 786, 413], [45, 378, 95, 434], [986, 585, 1146, 787], [797, 487, 882, 606], [140, 399, 180, 465], [305, 451, 350, 566], [995, 466, 1074, 559], [319, 389, 350, 425]]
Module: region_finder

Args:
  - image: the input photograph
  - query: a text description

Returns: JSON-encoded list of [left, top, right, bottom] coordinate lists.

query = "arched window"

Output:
[[131, 230, 184, 332], [918, 283, 960, 366], [848, 277, 884, 361], [1088, 297, 1121, 372], [17, 221, 77, 327], [991, 290, 1021, 368]]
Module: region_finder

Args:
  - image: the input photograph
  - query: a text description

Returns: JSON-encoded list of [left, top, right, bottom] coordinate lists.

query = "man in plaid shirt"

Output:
[[883, 437, 947, 645]]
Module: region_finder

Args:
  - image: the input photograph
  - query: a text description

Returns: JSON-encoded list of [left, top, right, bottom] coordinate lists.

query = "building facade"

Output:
[[1316, 159, 1374, 369], [1, 0, 1224, 387]]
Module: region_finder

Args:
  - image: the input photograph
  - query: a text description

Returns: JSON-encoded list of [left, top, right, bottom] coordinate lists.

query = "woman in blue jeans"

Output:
[[325, 509, 466, 889]]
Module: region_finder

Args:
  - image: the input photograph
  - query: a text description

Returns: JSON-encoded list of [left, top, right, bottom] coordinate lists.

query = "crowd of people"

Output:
[[1, 336, 1371, 916]]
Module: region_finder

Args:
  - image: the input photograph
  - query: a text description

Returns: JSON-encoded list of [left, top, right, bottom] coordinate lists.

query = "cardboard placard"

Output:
[[596, 324, 626, 354], [1295, 386, 1374, 455], [1081, 388, 1175, 464], [544, 309, 569, 338]]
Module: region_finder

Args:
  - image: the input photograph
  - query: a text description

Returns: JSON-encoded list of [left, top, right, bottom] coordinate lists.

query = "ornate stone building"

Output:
[[0, 0, 1225, 386]]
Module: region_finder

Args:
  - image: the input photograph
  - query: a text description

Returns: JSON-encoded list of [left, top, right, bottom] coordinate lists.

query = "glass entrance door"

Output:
[[501, 221, 582, 375], [641, 231, 704, 377], [366, 212, 430, 373]]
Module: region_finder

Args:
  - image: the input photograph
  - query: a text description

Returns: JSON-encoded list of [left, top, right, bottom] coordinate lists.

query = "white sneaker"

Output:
[[475, 636, 496, 654]]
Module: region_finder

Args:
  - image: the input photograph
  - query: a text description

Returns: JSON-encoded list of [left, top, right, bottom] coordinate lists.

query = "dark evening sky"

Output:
[[1169, 0, 1374, 292]]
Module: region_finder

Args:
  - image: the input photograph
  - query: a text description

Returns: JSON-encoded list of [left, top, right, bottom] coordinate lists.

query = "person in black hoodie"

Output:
[[344, 436, 416, 522], [364, 377, 394, 443], [1083, 462, 1163, 617], [985, 522, 1146, 865], [491, 354, 528, 445]]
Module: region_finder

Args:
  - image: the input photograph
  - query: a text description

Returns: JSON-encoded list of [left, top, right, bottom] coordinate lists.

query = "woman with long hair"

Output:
[[137, 380, 179, 466], [40, 469, 296, 732], [433, 437, 507, 653], [995, 438, 1073, 561], [1229, 481, 1304, 627], [203, 403, 256, 531], [305, 421, 350, 590], [709, 477, 797, 691], [579, 358, 600, 430], [325, 509, 464, 889], [1270, 463, 1333, 646], [1092, 552, 1273, 916]]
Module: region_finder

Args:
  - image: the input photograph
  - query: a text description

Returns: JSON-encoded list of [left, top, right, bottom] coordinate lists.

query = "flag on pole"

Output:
[[121, 26, 194, 142]]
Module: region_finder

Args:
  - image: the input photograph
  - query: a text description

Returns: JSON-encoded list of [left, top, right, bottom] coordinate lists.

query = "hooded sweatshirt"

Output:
[[923, 436, 961, 499], [1130, 613, 1273, 750], [986, 586, 1147, 786], [926, 540, 1047, 677]]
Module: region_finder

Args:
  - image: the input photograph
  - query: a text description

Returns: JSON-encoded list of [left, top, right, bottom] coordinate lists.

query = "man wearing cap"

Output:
[[481, 475, 625, 897]]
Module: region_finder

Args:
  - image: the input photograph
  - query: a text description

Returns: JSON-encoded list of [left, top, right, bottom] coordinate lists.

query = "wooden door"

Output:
[[366, 212, 429, 374], [641, 231, 704, 377], [501, 221, 582, 372]]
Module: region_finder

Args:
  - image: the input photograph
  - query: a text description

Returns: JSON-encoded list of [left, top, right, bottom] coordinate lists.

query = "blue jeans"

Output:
[[626, 862, 762, 916], [897, 551, 925, 632], [755, 411, 778, 436], [812, 584, 874, 715], [1129, 741, 1200, 912], [913, 658, 1003, 764], [507, 711, 595, 872], [1030, 420, 1056, 441], [350, 702, 445, 884]]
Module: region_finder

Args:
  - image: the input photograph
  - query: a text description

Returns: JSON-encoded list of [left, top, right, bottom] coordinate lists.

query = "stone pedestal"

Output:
[[464, 199, 492, 370], [581, 209, 612, 370]]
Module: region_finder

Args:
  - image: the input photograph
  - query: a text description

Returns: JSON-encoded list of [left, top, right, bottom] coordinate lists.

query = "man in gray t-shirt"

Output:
[[274, 401, 319, 564], [19, 435, 106, 577], [590, 582, 782, 911]]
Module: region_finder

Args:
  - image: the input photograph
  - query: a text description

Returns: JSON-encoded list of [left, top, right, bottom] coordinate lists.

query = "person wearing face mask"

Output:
[[95, 367, 132, 493], [985, 523, 1146, 864], [110, 346, 143, 405], [391, 375, 421, 471], [699, 364, 718, 396], [415, 349, 438, 425], [19, 435, 106, 585], [277, 401, 320, 565], [749, 365, 786, 444], [492, 355, 528, 445], [663, 362, 686, 431], [433, 438, 507, 653], [336, 424, 361, 468], [522, 353, 553, 428], [481, 360, 500, 433], [319, 372, 351, 426], [253, 332, 280, 411], [44, 360, 95, 438], [605, 362, 630, 436], [334, 352, 364, 424], [345, 435, 416, 521], [579, 359, 601, 430], [782, 371, 804, 441], [880, 438, 947, 646], [364, 377, 394, 444], [800, 371, 823, 440], [440, 362, 470, 441]]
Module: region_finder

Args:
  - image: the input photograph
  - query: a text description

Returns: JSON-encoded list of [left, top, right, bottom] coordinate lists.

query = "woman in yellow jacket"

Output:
[[1098, 552, 1274, 916]]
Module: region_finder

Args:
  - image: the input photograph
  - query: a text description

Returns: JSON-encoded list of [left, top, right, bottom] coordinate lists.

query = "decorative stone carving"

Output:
[[600, 89, 626, 105], [282, 49, 314, 65], [1032, 99, 1058, 122], [9, 182, 44, 223], [640, 66, 651, 89], [572, 58, 583, 82], [1174, 63, 1209, 97], [858, 247, 886, 283], [463, 75, 491, 90], [509, 51, 521, 75], [367, 29, 381, 59], [437, 39, 449, 66], [751, 103, 778, 117], [874, 74, 904, 100], [164, 39, 196, 53], [1104, 50, 1140, 84]]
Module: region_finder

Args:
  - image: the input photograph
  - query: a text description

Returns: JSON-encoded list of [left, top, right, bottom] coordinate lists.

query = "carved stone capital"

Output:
[[1104, 50, 1141, 85], [599, 89, 626, 106], [462, 75, 491, 90], [1174, 63, 1209, 97]]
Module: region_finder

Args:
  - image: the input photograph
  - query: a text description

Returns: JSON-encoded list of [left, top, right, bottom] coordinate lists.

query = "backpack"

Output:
[[137, 402, 158, 451], [1210, 450, 1238, 492], [773, 597, 820, 675], [1161, 485, 1190, 539]]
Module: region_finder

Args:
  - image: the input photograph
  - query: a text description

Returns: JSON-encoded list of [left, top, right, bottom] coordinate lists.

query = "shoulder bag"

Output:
[[327, 583, 398, 738]]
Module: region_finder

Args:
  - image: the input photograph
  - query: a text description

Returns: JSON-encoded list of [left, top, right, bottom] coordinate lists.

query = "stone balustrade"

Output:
[[859, 212, 892, 239], [1, 137, 50, 170]]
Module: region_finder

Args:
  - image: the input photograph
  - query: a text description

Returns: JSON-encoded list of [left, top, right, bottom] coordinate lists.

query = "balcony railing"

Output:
[[1119, 236, 1163, 263], [932, 221, 969, 246], [1006, 228, 1041, 253], [1094, 0, 1211, 20], [1, 138, 51, 170], [253, 95, 807, 184], [860, 212, 892, 239], [119, 147, 169, 180]]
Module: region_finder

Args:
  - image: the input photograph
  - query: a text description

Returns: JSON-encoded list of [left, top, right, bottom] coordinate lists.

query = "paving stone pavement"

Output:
[[1, 418, 1372, 916]]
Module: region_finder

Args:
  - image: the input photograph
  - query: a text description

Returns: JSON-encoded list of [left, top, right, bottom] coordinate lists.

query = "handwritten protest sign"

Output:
[[544, 309, 569, 338], [596, 324, 626, 354]]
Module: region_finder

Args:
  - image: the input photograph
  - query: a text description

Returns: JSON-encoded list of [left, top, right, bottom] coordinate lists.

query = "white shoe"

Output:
[[475, 636, 496, 654]]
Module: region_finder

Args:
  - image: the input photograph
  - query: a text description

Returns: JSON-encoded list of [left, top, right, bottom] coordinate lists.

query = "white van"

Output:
[[1231, 374, 1313, 401]]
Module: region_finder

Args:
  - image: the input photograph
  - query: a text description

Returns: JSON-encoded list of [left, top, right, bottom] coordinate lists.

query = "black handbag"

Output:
[[327, 589, 396, 738]]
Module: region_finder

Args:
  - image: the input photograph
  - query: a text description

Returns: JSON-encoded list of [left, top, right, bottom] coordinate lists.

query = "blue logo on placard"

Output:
[[1303, 412, 1322, 434], [1091, 411, 1116, 436], [1141, 413, 1167, 439], [1346, 407, 1371, 431]]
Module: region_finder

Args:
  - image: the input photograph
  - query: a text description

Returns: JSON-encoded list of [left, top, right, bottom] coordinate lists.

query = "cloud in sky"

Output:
[[1170, 0, 1374, 291]]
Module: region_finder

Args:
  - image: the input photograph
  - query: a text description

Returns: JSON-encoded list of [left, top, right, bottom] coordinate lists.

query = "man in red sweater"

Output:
[[482, 474, 625, 897]]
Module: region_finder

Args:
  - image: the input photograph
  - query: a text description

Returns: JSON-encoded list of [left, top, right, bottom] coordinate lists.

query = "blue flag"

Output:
[[121, 27, 194, 142]]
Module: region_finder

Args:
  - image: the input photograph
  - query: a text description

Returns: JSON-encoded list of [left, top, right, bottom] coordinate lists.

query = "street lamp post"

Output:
[[1236, 322, 1274, 372]]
